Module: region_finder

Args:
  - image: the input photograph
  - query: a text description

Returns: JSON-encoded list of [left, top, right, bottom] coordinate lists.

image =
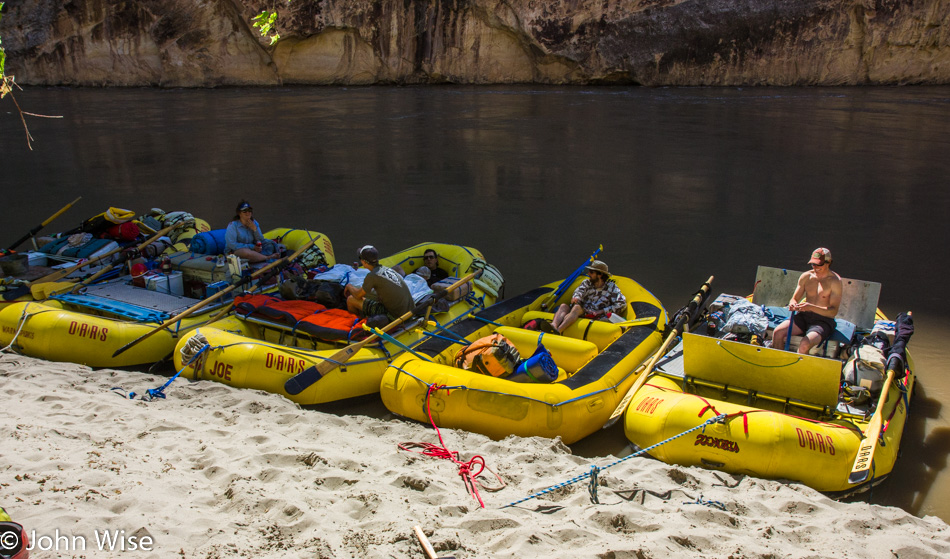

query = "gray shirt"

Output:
[[363, 265, 413, 316]]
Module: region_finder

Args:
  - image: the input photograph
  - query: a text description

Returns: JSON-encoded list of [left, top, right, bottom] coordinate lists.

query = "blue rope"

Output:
[[502, 413, 728, 508], [113, 344, 211, 401], [588, 465, 601, 504], [682, 495, 728, 511]]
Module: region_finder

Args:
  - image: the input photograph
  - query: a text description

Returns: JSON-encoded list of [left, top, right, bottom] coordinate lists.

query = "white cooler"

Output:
[[145, 271, 184, 296]]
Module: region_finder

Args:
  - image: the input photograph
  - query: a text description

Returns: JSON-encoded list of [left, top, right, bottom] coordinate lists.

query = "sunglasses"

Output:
[[811, 262, 826, 268]]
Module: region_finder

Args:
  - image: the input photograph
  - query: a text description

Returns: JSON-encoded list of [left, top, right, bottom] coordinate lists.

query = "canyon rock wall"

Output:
[[1, 0, 947, 86]]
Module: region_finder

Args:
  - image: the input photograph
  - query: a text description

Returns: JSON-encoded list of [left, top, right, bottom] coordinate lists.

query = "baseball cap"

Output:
[[237, 201, 252, 212], [808, 247, 832, 265], [358, 245, 379, 264]]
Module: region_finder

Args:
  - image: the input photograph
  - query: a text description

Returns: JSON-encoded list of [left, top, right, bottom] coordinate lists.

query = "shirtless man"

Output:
[[771, 248, 843, 354]]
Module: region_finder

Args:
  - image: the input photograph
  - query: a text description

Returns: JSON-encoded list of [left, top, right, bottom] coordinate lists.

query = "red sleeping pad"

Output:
[[235, 294, 367, 341]]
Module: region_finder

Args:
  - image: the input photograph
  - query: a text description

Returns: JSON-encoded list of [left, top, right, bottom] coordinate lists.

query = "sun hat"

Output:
[[585, 260, 610, 276]]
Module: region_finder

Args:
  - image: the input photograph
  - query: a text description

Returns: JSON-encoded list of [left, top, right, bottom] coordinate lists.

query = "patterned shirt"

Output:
[[572, 278, 626, 315]]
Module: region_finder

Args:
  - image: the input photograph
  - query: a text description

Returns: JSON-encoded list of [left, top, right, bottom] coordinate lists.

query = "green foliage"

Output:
[[252, 10, 281, 45], [1, 2, 6, 75], [252, 1, 292, 46], [1, 2, 11, 99]]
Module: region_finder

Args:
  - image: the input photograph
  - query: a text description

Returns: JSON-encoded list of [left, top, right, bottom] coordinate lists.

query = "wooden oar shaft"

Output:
[[31, 221, 179, 287], [64, 222, 186, 295], [606, 276, 714, 424], [413, 526, 439, 559], [7, 196, 82, 250], [112, 233, 322, 358], [312, 272, 477, 376]]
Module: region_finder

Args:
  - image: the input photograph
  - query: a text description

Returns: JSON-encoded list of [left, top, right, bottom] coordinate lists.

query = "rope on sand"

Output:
[[398, 383, 506, 508], [503, 413, 728, 508]]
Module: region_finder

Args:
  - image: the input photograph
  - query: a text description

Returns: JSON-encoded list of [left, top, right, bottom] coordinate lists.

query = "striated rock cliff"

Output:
[[1, 0, 948, 86]]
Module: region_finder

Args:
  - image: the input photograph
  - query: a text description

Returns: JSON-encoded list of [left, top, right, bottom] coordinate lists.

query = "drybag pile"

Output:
[[454, 333, 521, 378]]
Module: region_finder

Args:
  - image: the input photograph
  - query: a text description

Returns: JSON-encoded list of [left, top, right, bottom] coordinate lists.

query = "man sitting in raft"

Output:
[[416, 248, 449, 286], [770, 247, 843, 354], [345, 245, 413, 321], [546, 260, 626, 334]]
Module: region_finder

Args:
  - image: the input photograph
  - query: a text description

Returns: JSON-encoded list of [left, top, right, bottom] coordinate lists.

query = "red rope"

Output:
[[397, 383, 500, 508]]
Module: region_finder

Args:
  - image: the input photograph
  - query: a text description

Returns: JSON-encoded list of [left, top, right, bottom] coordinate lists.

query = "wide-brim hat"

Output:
[[585, 260, 610, 276]]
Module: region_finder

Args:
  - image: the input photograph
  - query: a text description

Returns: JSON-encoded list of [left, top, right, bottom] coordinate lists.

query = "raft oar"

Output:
[[362, 323, 433, 361], [540, 244, 602, 311], [202, 248, 300, 325], [7, 196, 82, 250], [112, 234, 322, 358], [283, 273, 476, 395], [59, 222, 188, 296], [1, 221, 181, 302], [416, 328, 470, 346], [848, 311, 913, 485], [613, 316, 659, 328], [603, 276, 715, 428], [31, 221, 180, 287]]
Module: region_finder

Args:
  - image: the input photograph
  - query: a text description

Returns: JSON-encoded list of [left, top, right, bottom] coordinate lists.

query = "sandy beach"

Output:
[[1, 354, 948, 558]]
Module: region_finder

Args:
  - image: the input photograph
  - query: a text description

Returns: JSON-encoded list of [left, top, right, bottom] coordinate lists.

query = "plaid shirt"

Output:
[[572, 278, 626, 315]]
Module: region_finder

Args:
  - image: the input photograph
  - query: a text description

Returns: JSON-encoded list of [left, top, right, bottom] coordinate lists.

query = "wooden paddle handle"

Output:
[[413, 526, 438, 559]]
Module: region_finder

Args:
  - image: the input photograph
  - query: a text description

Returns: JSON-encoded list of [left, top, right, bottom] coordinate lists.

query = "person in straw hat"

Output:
[[546, 259, 627, 334]]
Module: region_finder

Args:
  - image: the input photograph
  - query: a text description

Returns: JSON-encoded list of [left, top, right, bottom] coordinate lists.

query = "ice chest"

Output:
[[145, 271, 184, 296]]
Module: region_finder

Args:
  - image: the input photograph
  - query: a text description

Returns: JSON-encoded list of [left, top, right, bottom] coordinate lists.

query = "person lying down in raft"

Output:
[[544, 260, 626, 334]]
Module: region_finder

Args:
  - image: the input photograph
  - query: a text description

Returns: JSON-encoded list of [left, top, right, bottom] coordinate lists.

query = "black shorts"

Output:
[[792, 311, 837, 343]]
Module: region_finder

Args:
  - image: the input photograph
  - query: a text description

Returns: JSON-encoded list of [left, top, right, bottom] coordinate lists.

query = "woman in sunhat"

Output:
[[547, 259, 626, 334]]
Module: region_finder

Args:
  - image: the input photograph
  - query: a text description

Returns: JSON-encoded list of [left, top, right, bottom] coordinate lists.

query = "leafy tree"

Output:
[[1, 2, 61, 150]]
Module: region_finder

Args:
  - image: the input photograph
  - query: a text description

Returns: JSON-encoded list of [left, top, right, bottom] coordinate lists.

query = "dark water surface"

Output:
[[3, 85, 949, 522]]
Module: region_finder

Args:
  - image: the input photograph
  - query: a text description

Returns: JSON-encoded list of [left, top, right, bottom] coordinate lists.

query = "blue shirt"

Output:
[[225, 219, 264, 252]]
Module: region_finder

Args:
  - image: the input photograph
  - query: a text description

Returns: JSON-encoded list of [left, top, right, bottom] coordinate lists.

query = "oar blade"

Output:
[[848, 427, 878, 484], [284, 366, 323, 396], [847, 368, 895, 486], [284, 272, 476, 393]]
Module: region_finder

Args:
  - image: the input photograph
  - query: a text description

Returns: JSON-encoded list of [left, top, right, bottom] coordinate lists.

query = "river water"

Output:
[[2, 85, 949, 522]]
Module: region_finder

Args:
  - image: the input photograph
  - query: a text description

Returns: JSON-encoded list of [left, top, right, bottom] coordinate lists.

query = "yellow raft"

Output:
[[0, 228, 326, 368], [623, 266, 915, 495], [171, 243, 503, 405], [379, 275, 667, 444]]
